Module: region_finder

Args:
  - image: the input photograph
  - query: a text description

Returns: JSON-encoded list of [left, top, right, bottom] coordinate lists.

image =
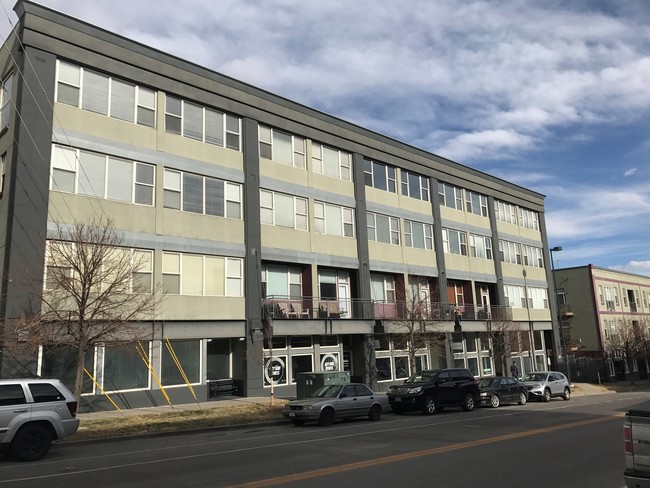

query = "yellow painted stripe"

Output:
[[230, 414, 623, 487]]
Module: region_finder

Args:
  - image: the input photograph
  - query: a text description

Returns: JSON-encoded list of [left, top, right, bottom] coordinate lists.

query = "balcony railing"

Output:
[[262, 296, 512, 321]]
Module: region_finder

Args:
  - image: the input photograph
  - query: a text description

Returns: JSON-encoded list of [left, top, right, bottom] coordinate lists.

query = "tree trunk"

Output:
[[74, 334, 88, 404]]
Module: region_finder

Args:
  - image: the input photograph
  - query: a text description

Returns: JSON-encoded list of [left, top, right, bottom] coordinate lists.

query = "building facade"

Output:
[[555, 265, 650, 383], [0, 1, 559, 410]]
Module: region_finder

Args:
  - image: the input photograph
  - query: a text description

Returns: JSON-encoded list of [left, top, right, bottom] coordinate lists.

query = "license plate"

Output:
[[289, 411, 296, 417]]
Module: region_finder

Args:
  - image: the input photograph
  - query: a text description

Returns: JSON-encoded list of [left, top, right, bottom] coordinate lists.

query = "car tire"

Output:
[[562, 387, 571, 401], [462, 393, 476, 411], [543, 389, 552, 402], [10, 424, 53, 462], [422, 396, 437, 415], [368, 405, 382, 421], [490, 395, 500, 408], [291, 419, 305, 426], [518, 392, 528, 405], [318, 408, 335, 426], [391, 404, 405, 415]]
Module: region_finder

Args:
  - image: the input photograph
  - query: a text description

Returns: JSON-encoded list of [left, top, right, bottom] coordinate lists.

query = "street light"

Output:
[[550, 246, 570, 383]]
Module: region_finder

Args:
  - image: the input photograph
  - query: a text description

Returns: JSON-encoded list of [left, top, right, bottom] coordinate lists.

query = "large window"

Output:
[[314, 202, 354, 237], [103, 342, 150, 391], [470, 234, 493, 260], [495, 200, 518, 224], [164, 169, 241, 219], [364, 159, 396, 192], [504, 285, 527, 308], [499, 240, 522, 265], [0, 72, 12, 130], [401, 170, 429, 201], [51, 145, 155, 205], [312, 143, 352, 181], [165, 95, 241, 150], [523, 245, 544, 268], [161, 340, 200, 386], [371, 274, 396, 302], [529, 287, 549, 309], [438, 182, 463, 210], [519, 208, 539, 230], [261, 190, 308, 230], [261, 265, 302, 299], [259, 126, 305, 168], [367, 212, 400, 245], [162, 252, 243, 296], [466, 191, 488, 217], [442, 228, 467, 255], [404, 220, 433, 250], [56, 61, 155, 127]]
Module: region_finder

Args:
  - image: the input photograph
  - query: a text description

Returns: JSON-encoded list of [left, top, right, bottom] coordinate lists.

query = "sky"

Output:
[[0, 0, 649, 275]]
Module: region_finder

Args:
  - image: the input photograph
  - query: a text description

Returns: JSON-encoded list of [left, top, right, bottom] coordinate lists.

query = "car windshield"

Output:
[[404, 371, 437, 383], [521, 372, 548, 382], [478, 378, 500, 388], [311, 385, 342, 398]]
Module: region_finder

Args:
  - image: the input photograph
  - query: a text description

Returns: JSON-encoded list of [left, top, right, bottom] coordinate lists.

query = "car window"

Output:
[[313, 385, 342, 398], [28, 383, 65, 403], [451, 370, 470, 381], [499, 378, 508, 387], [341, 385, 356, 397], [0, 384, 27, 406], [354, 385, 372, 396], [506, 378, 516, 386], [437, 371, 451, 383], [548, 374, 558, 381]]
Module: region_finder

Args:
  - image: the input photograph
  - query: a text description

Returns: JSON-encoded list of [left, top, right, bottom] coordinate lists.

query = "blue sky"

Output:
[[1, 0, 649, 275]]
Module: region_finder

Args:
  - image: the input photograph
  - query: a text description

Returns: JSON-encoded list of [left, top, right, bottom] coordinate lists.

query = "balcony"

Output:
[[559, 304, 574, 317], [262, 296, 512, 322]]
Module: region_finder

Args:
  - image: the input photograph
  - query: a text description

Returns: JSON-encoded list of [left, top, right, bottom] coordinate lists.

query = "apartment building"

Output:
[[0, 1, 557, 410], [554, 265, 650, 383]]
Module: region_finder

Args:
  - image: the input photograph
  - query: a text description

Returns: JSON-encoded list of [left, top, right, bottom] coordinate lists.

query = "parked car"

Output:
[[282, 383, 388, 426], [0, 379, 80, 461], [477, 376, 528, 408], [386, 368, 480, 415], [520, 371, 571, 402]]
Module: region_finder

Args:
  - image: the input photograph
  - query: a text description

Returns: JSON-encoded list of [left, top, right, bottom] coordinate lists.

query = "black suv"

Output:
[[387, 368, 479, 415]]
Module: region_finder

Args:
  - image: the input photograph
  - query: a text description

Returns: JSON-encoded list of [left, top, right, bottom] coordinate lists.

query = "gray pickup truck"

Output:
[[624, 410, 650, 487]]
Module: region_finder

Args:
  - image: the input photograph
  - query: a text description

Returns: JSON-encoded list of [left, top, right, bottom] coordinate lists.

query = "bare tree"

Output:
[[485, 308, 519, 376], [610, 316, 648, 384], [15, 217, 162, 402]]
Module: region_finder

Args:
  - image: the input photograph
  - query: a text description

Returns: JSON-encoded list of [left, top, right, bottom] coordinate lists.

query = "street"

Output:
[[1, 391, 648, 487]]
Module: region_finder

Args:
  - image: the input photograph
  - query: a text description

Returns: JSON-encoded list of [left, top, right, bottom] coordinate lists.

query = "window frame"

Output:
[[367, 211, 400, 245], [400, 170, 430, 201], [404, 220, 433, 250], [260, 189, 308, 230], [438, 182, 463, 210], [258, 125, 305, 168], [465, 191, 488, 217], [442, 228, 467, 256], [312, 142, 352, 181], [364, 159, 396, 193], [314, 201, 355, 237]]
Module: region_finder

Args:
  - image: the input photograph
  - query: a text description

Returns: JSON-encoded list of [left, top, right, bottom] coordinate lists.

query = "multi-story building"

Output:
[[554, 265, 650, 383], [0, 1, 558, 410]]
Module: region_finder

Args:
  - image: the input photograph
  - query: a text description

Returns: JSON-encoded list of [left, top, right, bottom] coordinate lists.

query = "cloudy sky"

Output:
[[1, 0, 649, 275]]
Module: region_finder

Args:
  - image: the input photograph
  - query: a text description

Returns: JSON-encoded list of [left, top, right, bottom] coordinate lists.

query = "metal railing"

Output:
[[262, 296, 512, 321]]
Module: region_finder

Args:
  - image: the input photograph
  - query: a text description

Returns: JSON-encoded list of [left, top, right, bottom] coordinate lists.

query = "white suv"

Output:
[[0, 379, 80, 461], [520, 371, 571, 402]]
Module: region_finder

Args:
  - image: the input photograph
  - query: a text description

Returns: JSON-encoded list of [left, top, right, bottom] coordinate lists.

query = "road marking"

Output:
[[229, 414, 624, 487]]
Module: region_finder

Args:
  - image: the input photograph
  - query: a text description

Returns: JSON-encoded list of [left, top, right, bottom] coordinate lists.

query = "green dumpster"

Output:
[[296, 371, 351, 399]]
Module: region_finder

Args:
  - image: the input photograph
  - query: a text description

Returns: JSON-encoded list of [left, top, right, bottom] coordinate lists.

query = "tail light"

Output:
[[624, 421, 633, 455], [66, 401, 78, 417]]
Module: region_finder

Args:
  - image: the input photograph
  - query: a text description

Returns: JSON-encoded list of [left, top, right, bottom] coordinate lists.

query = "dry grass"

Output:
[[69, 402, 287, 441]]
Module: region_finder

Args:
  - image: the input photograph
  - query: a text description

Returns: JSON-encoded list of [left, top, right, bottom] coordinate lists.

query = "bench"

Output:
[[208, 379, 238, 398]]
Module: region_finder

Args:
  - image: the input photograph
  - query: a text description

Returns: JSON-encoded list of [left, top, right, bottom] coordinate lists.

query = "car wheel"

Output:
[[562, 387, 571, 401], [490, 395, 500, 408], [10, 424, 53, 462], [368, 405, 382, 421], [391, 404, 405, 415], [518, 392, 528, 405], [318, 408, 335, 426], [291, 419, 305, 426], [543, 389, 552, 402], [462, 393, 476, 411], [422, 396, 437, 415]]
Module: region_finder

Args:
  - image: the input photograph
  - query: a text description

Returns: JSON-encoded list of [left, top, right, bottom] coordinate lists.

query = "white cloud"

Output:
[[623, 168, 638, 177], [610, 261, 650, 277]]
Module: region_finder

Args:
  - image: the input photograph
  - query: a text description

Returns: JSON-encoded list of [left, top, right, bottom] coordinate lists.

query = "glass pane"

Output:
[[51, 145, 77, 171], [205, 256, 225, 296], [376, 215, 390, 243], [273, 131, 292, 165], [51, 169, 75, 193], [161, 340, 200, 385], [205, 178, 224, 216], [205, 109, 224, 146], [183, 173, 203, 213], [134, 184, 153, 205], [226, 132, 240, 151], [82, 70, 109, 115], [275, 193, 294, 228], [58, 62, 80, 86], [182, 254, 203, 295], [57, 84, 79, 106], [166, 95, 181, 115], [164, 189, 180, 209], [104, 343, 150, 390], [183, 102, 203, 140], [107, 158, 133, 202], [137, 107, 155, 127], [110, 79, 135, 122], [323, 146, 339, 178], [162, 274, 180, 294], [78, 151, 106, 197], [325, 204, 342, 236]]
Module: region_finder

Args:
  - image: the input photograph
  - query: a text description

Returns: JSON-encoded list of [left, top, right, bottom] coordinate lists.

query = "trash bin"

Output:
[[296, 371, 350, 399]]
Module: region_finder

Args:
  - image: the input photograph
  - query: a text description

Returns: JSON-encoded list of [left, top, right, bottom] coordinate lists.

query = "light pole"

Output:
[[550, 246, 569, 382]]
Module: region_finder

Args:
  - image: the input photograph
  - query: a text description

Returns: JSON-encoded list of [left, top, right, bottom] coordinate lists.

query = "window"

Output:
[[499, 240, 522, 265], [470, 234, 493, 259], [165, 95, 241, 150], [103, 342, 150, 391], [0, 72, 12, 130], [371, 274, 396, 302], [161, 340, 200, 386], [465, 191, 488, 217], [260, 190, 308, 230], [162, 252, 243, 296], [312, 143, 352, 181], [495, 201, 518, 224], [401, 170, 429, 201], [367, 212, 400, 245], [529, 287, 549, 309], [404, 220, 433, 250], [438, 182, 463, 210], [519, 208, 539, 230], [523, 245, 544, 268], [614, 288, 620, 306], [259, 126, 305, 168], [598, 285, 604, 305], [50, 145, 155, 205], [56, 61, 156, 128], [164, 169, 241, 219], [376, 357, 392, 381], [0, 153, 6, 197], [504, 285, 527, 308], [442, 228, 467, 255], [314, 201, 354, 237], [261, 265, 303, 299], [132, 250, 153, 293], [364, 159, 396, 192]]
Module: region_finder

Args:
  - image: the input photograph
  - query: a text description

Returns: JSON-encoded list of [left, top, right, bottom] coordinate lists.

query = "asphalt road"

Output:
[[1, 391, 649, 488]]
